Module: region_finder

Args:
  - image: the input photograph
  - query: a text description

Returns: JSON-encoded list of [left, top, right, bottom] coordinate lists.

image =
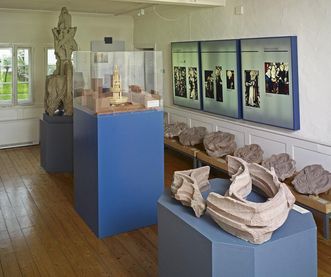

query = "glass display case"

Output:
[[73, 51, 163, 114]]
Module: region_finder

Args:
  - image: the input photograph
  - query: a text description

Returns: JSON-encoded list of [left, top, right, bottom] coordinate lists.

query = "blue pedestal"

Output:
[[158, 178, 317, 277], [40, 113, 73, 172], [74, 107, 164, 238]]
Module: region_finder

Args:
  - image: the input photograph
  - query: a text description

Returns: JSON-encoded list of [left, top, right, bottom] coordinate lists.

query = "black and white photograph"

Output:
[[245, 70, 260, 108], [265, 62, 289, 95], [174, 66, 187, 98], [215, 66, 223, 102], [226, 70, 235, 90], [188, 67, 198, 100], [204, 70, 214, 98], [93, 52, 108, 63]]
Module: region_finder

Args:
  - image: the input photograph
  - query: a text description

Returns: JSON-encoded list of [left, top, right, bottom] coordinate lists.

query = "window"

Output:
[[0, 46, 32, 105], [46, 48, 56, 75]]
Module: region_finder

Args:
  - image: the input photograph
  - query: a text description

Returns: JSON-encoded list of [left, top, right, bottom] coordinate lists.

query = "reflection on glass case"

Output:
[[201, 40, 242, 118], [73, 51, 163, 114], [241, 36, 299, 130], [172, 42, 201, 110]]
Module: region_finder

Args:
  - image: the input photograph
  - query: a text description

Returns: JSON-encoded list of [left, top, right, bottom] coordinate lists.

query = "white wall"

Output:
[[0, 9, 134, 147], [133, 0, 331, 146]]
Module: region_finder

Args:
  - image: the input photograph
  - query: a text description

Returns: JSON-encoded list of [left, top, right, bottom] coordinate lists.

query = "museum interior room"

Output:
[[0, 0, 331, 276]]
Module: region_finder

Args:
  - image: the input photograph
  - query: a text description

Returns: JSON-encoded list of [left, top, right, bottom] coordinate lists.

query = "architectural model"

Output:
[[206, 156, 295, 244], [45, 7, 78, 116], [262, 153, 296, 181], [203, 131, 237, 158], [164, 122, 188, 138], [234, 144, 264, 164], [178, 127, 207, 146], [108, 65, 128, 105], [292, 165, 331, 195], [171, 166, 210, 217]]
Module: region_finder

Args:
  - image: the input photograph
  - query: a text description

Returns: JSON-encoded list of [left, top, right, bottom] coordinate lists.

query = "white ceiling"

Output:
[[0, 0, 225, 15]]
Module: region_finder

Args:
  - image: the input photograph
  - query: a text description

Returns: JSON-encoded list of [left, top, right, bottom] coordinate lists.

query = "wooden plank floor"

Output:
[[0, 146, 329, 276]]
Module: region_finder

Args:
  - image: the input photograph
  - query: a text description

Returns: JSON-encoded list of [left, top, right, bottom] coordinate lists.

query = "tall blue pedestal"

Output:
[[74, 107, 164, 238], [40, 113, 73, 172], [158, 178, 317, 277]]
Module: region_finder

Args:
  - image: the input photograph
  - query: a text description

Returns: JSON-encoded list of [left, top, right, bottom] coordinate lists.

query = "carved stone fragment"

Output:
[[234, 144, 264, 164], [171, 166, 210, 217], [45, 7, 78, 116], [292, 164, 331, 195], [207, 156, 295, 244], [262, 153, 296, 181], [164, 122, 188, 138], [203, 131, 237, 158], [178, 127, 207, 146]]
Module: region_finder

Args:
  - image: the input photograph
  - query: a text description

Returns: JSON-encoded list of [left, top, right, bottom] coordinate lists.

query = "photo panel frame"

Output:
[[200, 40, 242, 118], [171, 42, 201, 110], [240, 36, 300, 130]]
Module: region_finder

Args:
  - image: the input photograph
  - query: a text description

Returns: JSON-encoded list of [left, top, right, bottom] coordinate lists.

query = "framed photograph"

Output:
[[244, 70, 260, 108], [240, 36, 299, 130], [200, 40, 242, 118], [172, 42, 201, 110], [173, 66, 187, 98]]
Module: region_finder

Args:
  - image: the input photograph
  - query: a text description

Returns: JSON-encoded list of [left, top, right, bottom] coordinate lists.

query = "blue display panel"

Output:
[[171, 42, 201, 110], [240, 36, 300, 130], [200, 40, 242, 118]]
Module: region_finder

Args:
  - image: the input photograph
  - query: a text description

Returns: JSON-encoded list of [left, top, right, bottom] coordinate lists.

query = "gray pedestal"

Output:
[[40, 113, 73, 172]]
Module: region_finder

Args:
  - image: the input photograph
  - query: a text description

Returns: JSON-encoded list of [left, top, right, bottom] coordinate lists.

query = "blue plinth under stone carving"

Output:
[[158, 178, 317, 277], [40, 113, 73, 172], [74, 107, 164, 238]]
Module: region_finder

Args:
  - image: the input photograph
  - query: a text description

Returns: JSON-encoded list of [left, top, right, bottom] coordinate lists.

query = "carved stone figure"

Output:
[[262, 153, 296, 181], [203, 131, 237, 158], [164, 122, 188, 138], [234, 144, 264, 164], [178, 127, 208, 146], [206, 156, 295, 244], [292, 165, 331, 195], [45, 7, 78, 116], [171, 166, 210, 217]]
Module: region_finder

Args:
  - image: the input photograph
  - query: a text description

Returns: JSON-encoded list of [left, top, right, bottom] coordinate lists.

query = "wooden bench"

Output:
[[164, 137, 201, 168], [164, 138, 331, 239]]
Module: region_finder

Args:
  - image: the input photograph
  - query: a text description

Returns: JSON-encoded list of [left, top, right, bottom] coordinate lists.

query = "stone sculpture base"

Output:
[[40, 113, 73, 172], [158, 178, 317, 277]]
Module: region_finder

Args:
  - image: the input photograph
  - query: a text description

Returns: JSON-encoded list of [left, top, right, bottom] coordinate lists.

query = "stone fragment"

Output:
[[234, 144, 264, 164], [207, 156, 295, 244], [203, 131, 237, 158], [164, 122, 188, 138], [292, 164, 331, 195], [178, 127, 207, 146], [171, 166, 210, 217], [262, 153, 296, 181]]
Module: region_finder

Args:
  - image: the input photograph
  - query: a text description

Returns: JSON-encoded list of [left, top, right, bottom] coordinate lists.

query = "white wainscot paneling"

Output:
[[190, 118, 214, 132], [249, 134, 287, 159], [169, 112, 189, 125], [0, 119, 39, 148], [216, 125, 245, 148], [293, 146, 331, 171]]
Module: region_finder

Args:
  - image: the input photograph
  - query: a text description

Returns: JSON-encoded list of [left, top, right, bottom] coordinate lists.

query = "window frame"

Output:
[[0, 44, 33, 106]]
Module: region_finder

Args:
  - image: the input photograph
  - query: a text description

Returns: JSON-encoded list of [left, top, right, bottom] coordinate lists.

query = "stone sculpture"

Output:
[[171, 166, 210, 217], [164, 122, 188, 138], [206, 156, 295, 244], [203, 131, 237, 158], [292, 164, 331, 195], [178, 127, 207, 146], [45, 7, 78, 116], [234, 144, 264, 164], [262, 153, 296, 181]]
